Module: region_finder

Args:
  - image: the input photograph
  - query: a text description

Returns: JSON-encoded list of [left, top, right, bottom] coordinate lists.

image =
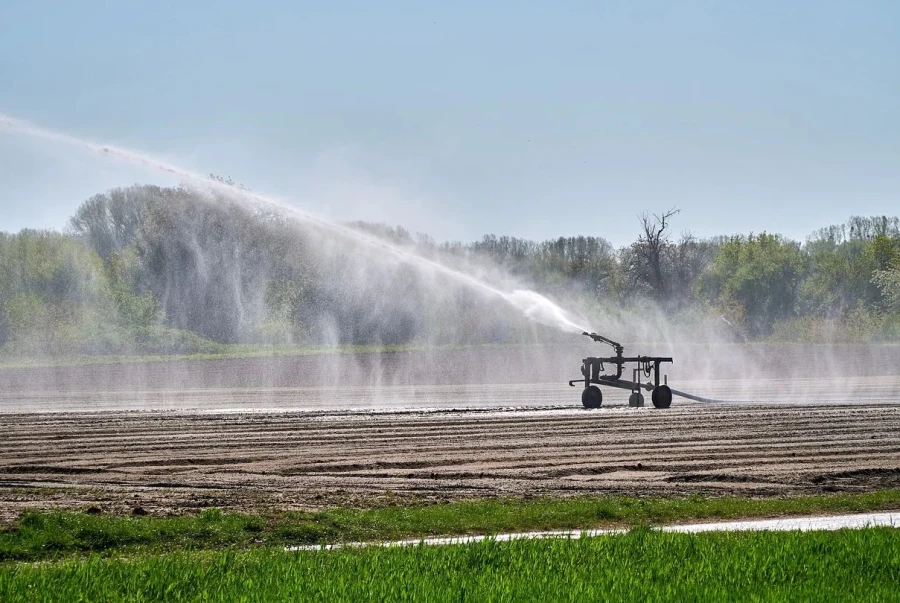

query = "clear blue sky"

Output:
[[1, 1, 897, 246]]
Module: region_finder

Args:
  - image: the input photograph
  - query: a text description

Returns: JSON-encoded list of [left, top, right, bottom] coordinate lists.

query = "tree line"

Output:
[[1, 184, 898, 356]]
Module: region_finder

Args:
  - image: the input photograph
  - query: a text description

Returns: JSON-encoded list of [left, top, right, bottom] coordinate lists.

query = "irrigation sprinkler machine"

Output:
[[569, 331, 718, 408]]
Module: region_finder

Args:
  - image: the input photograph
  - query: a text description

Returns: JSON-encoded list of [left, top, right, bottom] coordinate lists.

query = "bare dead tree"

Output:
[[630, 207, 680, 300]]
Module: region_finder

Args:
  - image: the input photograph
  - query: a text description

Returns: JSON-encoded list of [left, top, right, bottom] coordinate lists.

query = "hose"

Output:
[[669, 387, 748, 404]]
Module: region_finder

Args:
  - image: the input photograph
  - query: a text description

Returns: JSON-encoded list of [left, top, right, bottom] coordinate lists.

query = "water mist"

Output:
[[0, 112, 589, 335]]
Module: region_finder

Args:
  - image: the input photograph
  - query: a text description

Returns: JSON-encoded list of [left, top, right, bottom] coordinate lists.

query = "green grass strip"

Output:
[[2, 490, 899, 563], [2, 528, 899, 602]]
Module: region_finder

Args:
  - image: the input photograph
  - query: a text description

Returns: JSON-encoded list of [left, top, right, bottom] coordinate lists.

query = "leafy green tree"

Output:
[[873, 263, 900, 313], [802, 233, 900, 316], [0, 229, 110, 354], [69, 187, 158, 259], [699, 233, 807, 335], [5, 186, 900, 353]]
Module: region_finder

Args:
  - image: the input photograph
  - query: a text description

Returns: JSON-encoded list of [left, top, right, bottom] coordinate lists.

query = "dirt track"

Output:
[[2, 401, 899, 521]]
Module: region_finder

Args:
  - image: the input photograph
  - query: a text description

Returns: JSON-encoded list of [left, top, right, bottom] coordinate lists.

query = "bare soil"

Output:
[[2, 345, 898, 522], [1, 403, 899, 522]]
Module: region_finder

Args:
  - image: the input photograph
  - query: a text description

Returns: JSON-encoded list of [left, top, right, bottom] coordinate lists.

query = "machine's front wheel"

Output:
[[628, 392, 645, 407], [651, 385, 673, 409], [582, 385, 603, 409]]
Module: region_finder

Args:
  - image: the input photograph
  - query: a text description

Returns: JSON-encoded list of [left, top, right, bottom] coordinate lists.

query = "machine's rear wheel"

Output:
[[651, 385, 673, 409], [582, 385, 603, 408], [628, 392, 645, 407]]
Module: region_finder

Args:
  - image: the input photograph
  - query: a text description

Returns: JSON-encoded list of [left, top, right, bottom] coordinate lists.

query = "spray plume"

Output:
[[0, 112, 589, 334]]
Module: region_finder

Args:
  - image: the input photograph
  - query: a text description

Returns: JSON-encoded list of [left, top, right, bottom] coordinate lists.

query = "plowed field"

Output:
[[2, 345, 899, 521]]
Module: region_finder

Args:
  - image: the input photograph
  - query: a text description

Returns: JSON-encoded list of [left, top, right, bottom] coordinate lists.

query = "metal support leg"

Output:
[[629, 367, 644, 407]]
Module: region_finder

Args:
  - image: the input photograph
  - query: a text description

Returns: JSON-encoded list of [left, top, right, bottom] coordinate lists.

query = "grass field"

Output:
[[3, 490, 900, 562], [2, 528, 898, 602]]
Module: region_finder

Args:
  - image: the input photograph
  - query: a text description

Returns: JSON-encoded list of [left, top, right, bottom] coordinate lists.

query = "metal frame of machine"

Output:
[[568, 332, 674, 408]]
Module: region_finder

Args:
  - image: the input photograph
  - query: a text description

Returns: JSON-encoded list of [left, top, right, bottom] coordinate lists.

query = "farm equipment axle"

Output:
[[568, 332, 674, 408]]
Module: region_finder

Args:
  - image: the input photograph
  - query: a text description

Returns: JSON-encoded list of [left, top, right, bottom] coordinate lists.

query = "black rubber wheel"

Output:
[[651, 385, 673, 409], [628, 392, 645, 407], [582, 385, 603, 409]]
